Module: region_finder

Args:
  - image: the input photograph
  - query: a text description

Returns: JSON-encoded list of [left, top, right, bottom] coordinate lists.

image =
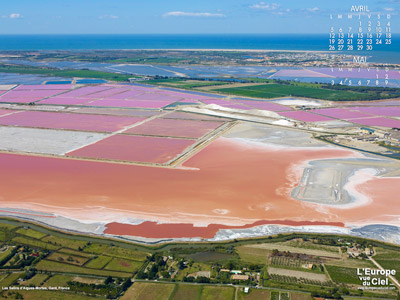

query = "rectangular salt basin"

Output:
[[13, 84, 74, 90], [0, 97, 43, 103], [0, 111, 145, 132], [107, 90, 146, 99], [233, 100, 291, 111], [0, 109, 20, 117], [312, 108, 373, 119], [0, 127, 108, 155], [339, 100, 400, 107], [87, 99, 174, 108], [129, 93, 181, 102], [124, 118, 223, 138], [0, 90, 67, 98], [73, 108, 162, 117], [38, 97, 92, 105], [60, 86, 113, 97], [279, 111, 334, 122], [67, 135, 195, 163], [81, 88, 130, 99], [350, 106, 400, 118], [348, 117, 400, 128]]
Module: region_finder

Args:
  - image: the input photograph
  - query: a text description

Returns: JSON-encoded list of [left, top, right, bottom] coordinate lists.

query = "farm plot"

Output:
[[200, 286, 235, 300], [172, 284, 201, 300], [47, 252, 89, 266], [85, 255, 112, 269], [104, 257, 143, 273], [268, 267, 328, 282], [120, 282, 175, 300]]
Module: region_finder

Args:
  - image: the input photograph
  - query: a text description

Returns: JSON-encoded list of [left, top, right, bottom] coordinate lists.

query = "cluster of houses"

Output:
[[360, 127, 400, 144], [347, 246, 373, 258], [219, 269, 260, 282]]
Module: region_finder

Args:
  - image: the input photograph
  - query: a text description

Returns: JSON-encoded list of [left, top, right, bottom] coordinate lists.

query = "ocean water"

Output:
[[0, 34, 397, 52], [0, 34, 330, 50]]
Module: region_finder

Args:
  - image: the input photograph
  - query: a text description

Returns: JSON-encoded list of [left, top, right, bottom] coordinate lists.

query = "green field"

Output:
[[212, 83, 398, 101], [83, 243, 109, 255], [12, 236, 60, 250], [0, 272, 24, 287], [85, 255, 112, 269], [238, 288, 271, 300], [0, 246, 14, 261], [58, 248, 94, 258], [120, 282, 176, 300], [105, 246, 149, 261], [0, 223, 18, 230], [171, 284, 202, 300], [185, 251, 234, 263], [16, 228, 48, 240], [44, 274, 74, 287], [281, 239, 339, 254], [325, 265, 361, 285], [236, 245, 269, 264], [104, 257, 143, 273], [200, 286, 235, 300], [13, 290, 103, 300], [373, 248, 400, 281], [148, 79, 229, 89], [270, 291, 280, 300], [36, 259, 131, 277], [20, 273, 49, 286], [47, 252, 90, 266], [0, 64, 134, 82], [291, 292, 312, 300], [42, 236, 88, 250]]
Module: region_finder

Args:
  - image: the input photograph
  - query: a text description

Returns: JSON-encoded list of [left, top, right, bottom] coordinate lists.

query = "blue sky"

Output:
[[0, 0, 398, 34]]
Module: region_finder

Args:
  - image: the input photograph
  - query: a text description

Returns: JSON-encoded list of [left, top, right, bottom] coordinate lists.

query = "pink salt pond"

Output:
[[312, 108, 373, 120], [348, 117, 400, 128], [0, 111, 145, 132], [67, 135, 195, 163], [123, 118, 223, 138], [279, 111, 334, 122]]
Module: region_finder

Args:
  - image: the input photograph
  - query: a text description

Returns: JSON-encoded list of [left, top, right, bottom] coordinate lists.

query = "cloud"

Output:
[[98, 15, 119, 19], [163, 11, 226, 18], [307, 7, 319, 13], [8, 13, 23, 19], [250, 2, 280, 10]]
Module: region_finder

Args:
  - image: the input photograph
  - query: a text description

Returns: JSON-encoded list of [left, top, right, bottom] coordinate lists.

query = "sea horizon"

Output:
[[0, 33, 399, 63]]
